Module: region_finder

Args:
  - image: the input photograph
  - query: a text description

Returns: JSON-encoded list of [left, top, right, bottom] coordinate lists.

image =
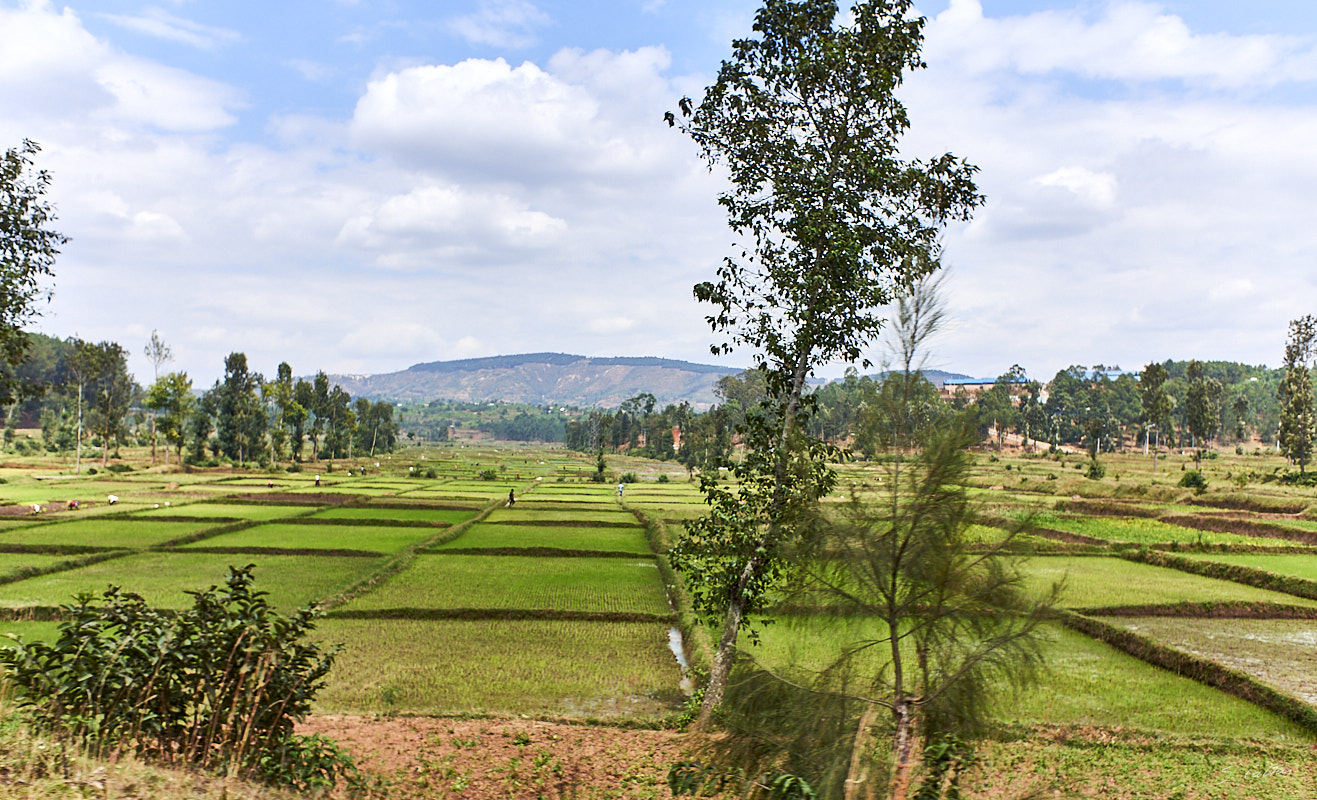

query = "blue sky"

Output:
[[3, 0, 1317, 390]]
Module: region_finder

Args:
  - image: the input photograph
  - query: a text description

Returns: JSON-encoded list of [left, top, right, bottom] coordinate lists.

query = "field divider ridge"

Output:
[[1071, 600, 1317, 619], [627, 503, 714, 677], [426, 547, 656, 559], [1118, 548, 1317, 602], [316, 499, 501, 610], [324, 607, 676, 623], [0, 549, 134, 590], [148, 519, 267, 550], [1158, 514, 1317, 546], [1059, 610, 1317, 733]]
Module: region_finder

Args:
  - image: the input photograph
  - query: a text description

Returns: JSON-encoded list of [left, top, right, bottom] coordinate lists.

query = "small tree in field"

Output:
[[667, 0, 982, 728], [1279, 316, 1317, 473]]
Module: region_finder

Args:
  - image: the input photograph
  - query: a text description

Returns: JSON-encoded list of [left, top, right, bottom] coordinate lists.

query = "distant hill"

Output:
[[326, 353, 744, 408]]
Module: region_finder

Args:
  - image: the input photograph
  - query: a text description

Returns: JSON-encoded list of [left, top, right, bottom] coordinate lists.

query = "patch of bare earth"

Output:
[[300, 716, 692, 800]]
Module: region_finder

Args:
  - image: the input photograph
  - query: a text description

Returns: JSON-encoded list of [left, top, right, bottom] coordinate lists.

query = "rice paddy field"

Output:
[[4, 442, 1317, 796]]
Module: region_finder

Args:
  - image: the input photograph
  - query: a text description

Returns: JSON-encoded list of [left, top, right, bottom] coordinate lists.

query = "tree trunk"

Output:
[[890, 699, 918, 800], [694, 552, 759, 729], [75, 383, 83, 475]]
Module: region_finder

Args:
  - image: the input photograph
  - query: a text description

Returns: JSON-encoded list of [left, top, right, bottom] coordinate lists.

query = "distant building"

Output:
[[939, 375, 1029, 404]]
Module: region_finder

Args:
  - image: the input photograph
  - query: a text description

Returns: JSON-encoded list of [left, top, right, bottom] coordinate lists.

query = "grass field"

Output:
[[313, 618, 682, 717], [1182, 552, 1317, 581], [0, 551, 385, 611], [308, 507, 477, 525], [1113, 617, 1317, 705], [5, 440, 1317, 796], [132, 503, 311, 521], [0, 519, 216, 548], [431, 523, 652, 553], [1022, 556, 1317, 608], [337, 553, 671, 615], [178, 522, 437, 553]]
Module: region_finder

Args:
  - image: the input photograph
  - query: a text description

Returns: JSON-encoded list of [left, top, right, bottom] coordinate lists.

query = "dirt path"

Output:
[[300, 716, 693, 800]]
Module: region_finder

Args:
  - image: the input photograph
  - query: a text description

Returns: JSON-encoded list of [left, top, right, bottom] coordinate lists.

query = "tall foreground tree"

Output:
[[1279, 316, 1317, 473], [667, 0, 982, 727], [0, 140, 67, 406]]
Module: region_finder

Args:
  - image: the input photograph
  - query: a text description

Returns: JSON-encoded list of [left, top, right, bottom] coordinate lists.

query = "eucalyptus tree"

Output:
[[1279, 316, 1317, 473], [145, 371, 194, 464], [667, 0, 982, 726], [143, 330, 172, 464], [215, 352, 265, 466], [86, 341, 135, 467]]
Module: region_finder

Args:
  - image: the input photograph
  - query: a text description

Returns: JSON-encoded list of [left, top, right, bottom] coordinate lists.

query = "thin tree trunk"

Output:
[[75, 383, 83, 475], [890, 699, 918, 800], [695, 338, 815, 730]]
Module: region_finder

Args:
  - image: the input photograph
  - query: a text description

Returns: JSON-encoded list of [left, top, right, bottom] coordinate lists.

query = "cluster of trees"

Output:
[[562, 386, 741, 475], [3, 333, 398, 469], [559, 356, 1278, 475]]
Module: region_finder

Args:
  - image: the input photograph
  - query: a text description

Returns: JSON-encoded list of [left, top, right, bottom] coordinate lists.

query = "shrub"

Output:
[[658, 474, 671, 484], [0, 566, 353, 789], [1084, 459, 1105, 480], [106, 463, 133, 473], [477, 468, 497, 480], [621, 472, 639, 483], [1179, 470, 1208, 493]]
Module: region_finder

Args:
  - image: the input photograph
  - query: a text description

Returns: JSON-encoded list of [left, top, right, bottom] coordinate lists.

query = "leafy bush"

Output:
[[658, 474, 671, 484], [106, 463, 133, 473], [477, 469, 498, 481], [1179, 470, 1208, 493], [621, 472, 639, 483], [1085, 459, 1105, 480], [0, 566, 353, 789]]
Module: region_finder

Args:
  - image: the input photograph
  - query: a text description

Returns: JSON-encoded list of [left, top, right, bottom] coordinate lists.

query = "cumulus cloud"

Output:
[[929, 0, 1317, 89], [0, 2, 241, 132], [336, 183, 568, 267], [902, 0, 1317, 377]]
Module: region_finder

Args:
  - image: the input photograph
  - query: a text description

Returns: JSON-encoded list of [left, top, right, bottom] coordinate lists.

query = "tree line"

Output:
[[3, 332, 398, 470]]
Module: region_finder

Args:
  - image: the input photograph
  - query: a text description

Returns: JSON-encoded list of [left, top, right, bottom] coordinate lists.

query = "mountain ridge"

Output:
[[327, 353, 975, 408]]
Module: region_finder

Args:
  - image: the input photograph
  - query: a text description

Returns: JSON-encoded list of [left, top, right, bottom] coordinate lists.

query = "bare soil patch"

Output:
[[300, 715, 691, 800]]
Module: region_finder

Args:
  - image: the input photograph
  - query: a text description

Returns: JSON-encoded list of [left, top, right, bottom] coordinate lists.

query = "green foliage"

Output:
[[1085, 458, 1106, 480], [477, 468, 498, 480], [1278, 316, 1317, 472], [0, 565, 351, 788], [0, 140, 67, 406], [1179, 469, 1208, 493], [620, 471, 639, 483], [912, 735, 975, 800]]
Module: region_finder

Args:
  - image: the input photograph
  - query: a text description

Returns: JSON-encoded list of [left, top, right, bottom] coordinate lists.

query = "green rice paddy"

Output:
[[0, 551, 385, 611], [337, 553, 671, 615], [314, 618, 682, 717], [178, 522, 436, 553], [432, 522, 652, 553], [1022, 556, 1317, 609]]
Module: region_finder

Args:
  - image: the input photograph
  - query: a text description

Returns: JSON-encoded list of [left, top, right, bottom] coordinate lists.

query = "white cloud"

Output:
[[587, 317, 637, 334], [0, 2, 241, 132], [1034, 166, 1118, 208], [929, 0, 1317, 88], [335, 184, 567, 267], [99, 7, 241, 50], [447, 0, 549, 49]]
